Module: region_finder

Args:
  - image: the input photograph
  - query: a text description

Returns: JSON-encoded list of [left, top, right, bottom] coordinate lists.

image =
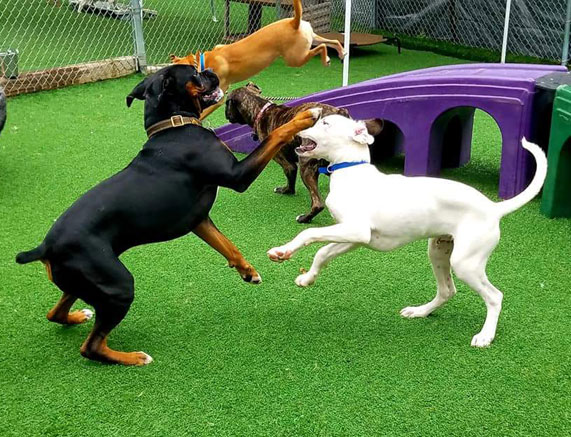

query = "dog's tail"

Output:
[[291, 0, 302, 29], [495, 138, 547, 217], [16, 243, 46, 265]]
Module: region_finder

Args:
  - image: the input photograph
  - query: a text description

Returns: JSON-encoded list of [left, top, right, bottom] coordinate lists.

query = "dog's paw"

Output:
[[323, 55, 331, 66], [338, 50, 347, 60], [291, 108, 321, 132], [65, 308, 94, 324], [296, 214, 312, 224], [295, 272, 315, 287], [400, 305, 430, 318], [274, 186, 295, 195], [80, 308, 94, 320], [241, 272, 262, 284], [471, 332, 495, 348], [134, 352, 153, 366], [267, 246, 293, 262], [309, 107, 322, 120]]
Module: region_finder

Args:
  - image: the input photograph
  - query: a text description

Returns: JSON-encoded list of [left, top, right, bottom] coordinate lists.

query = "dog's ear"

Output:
[[170, 52, 194, 66], [246, 82, 262, 95], [157, 72, 178, 103], [364, 118, 384, 137], [352, 121, 375, 145], [126, 77, 148, 107]]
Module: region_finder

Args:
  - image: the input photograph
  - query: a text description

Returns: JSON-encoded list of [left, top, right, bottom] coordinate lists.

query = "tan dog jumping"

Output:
[[170, 0, 345, 119]]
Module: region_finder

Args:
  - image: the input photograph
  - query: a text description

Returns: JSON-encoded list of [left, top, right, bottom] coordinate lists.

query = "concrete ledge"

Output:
[[0, 56, 137, 97]]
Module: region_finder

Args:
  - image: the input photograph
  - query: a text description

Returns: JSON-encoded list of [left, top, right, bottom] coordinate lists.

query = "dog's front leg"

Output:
[[194, 217, 261, 283], [295, 242, 356, 287], [212, 108, 321, 193], [199, 98, 225, 121], [268, 223, 370, 262]]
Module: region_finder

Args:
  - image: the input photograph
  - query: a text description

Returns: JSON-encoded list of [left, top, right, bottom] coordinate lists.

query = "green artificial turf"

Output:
[[1, 46, 570, 436]]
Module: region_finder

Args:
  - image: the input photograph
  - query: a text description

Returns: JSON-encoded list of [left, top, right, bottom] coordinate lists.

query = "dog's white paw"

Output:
[[267, 246, 293, 262], [400, 305, 430, 318], [295, 272, 315, 287], [140, 352, 153, 365], [80, 309, 94, 321], [251, 273, 262, 284], [471, 332, 495, 348], [325, 56, 331, 66], [309, 107, 322, 120]]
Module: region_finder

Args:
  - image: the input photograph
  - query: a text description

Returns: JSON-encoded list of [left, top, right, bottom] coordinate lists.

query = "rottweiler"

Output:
[[16, 64, 320, 366]]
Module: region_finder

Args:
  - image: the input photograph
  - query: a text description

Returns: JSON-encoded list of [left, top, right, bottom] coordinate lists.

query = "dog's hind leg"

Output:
[[401, 236, 456, 318], [295, 243, 356, 287], [450, 226, 503, 347], [52, 253, 151, 365], [287, 44, 330, 67], [297, 161, 324, 223], [194, 217, 261, 284], [273, 154, 297, 195], [47, 293, 93, 325], [312, 34, 346, 59]]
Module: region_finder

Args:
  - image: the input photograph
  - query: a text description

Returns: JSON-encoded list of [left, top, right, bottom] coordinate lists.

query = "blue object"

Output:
[[318, 161, 369, 175], [200, 53, 205, 72]]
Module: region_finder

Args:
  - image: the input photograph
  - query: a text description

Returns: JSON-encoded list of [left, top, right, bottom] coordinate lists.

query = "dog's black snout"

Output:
[[200, 69, 219, 88]]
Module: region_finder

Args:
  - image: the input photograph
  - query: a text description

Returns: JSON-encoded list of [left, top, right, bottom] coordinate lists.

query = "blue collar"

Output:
[[199, 53, 205, 72], [318, 160, 369, 176]]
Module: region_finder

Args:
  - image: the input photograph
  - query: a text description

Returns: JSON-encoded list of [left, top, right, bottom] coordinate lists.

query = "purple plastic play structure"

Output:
[[216, 63, 566, 199]]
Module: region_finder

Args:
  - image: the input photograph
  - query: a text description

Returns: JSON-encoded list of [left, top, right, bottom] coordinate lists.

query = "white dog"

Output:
[[267, 114, 547, 347]]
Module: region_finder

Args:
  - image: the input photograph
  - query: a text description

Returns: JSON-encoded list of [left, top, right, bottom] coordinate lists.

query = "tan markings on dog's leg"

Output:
[[47, 293, 93, 325], [80, 313, 151, 366], [81, 333, 151, 366], [42, 260, 53, 282], [193, 217, 261, 283], [199, 98, 225, 121]]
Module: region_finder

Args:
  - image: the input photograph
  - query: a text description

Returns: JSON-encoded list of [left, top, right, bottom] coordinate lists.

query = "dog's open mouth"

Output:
[[295, 138, 317, 155], [202, 87, 224, 104]]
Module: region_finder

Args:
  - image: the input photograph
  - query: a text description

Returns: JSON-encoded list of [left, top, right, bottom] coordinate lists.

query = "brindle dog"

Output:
[[225, 83, 383, 223]]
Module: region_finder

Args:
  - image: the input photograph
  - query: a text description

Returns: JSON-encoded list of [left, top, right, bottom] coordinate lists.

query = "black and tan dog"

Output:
[[16, 65, 320, 366], [225, 84, 383, 223]]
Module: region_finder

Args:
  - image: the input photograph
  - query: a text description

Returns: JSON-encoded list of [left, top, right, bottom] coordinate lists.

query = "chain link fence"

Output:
[[372, 0, 569, 62], [0, 0, 569, 96]]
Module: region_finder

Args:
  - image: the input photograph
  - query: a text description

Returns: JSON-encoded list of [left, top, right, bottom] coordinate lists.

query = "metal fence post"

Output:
[[131, 0, 147, 72], [562, 0, 571, 66], [500, 0, 513, 63], [342, 0, 352, 86]]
